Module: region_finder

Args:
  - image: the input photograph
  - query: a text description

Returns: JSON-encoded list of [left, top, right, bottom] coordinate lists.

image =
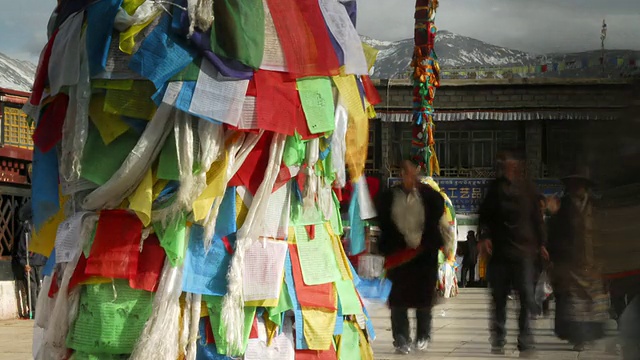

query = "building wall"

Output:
[[375, 79, 632, 110], [373, 79, 635, 183]]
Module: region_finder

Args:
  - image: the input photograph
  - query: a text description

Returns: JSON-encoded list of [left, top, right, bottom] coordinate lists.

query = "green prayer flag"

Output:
[[283, 135, 306, 167], [169, 60, 201, 82], [267, 282, 293, 326], [297, 77, 336, 134], [335, 279, 362, 315], [157, 130, 180, 181], [329, 190, 343, 236], [338, 322, 362, 360], [210, 0, 265, 69], [81, 125, 140, 186], [204, 296, 257, 356], [71, 352, 129, 360], [66, 281, 153, 355], [154, 212, 187, 266]]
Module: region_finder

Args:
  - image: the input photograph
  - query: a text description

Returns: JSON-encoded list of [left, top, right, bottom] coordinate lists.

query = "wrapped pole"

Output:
[[411, 0, 441, 175]]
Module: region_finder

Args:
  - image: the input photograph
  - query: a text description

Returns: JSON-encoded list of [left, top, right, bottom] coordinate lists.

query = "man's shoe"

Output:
[[572, 343, 585, 352], [415, 338, 429, 351], [491, 346, 505, 355], [395, 344, 411, 355]]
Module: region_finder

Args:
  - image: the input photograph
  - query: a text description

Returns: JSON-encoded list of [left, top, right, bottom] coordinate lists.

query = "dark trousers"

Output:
[[391, 307, 432, 346], [461, 263, 476, 287], [14, 266, 42, 318], [488, 258, 535, 351]]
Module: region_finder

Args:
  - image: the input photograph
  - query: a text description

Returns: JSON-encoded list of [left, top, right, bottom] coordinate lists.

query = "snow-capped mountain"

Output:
[[0, 52, 36, 92], [363, 30, 537, 79], [362, 31, 639, 79]]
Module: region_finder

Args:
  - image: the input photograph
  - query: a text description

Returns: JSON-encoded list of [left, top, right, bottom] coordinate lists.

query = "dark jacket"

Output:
[[12, 220, 48, 269], [463, 234, 478, 266], [478, 176, 545, 262], [376, 183, 445, 308], [547, 195, 590, 271]]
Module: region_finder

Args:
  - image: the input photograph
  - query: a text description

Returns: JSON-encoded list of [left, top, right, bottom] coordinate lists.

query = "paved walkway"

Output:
[[370, 288, 620, 359], [0, 289, 622, 359]]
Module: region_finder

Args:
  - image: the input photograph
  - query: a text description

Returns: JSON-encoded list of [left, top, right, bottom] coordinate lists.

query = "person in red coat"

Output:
[[376, 159, 445, 355]]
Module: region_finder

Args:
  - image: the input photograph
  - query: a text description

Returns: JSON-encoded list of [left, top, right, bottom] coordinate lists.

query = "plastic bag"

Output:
[[355, 278, 392, 306], [534, 270, 553, 306], [357, 254, 385, 279]]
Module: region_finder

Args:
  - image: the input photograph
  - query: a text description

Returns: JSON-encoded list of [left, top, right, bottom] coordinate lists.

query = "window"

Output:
[[365, 119, 381, 175], [2, 106, 34, 150]]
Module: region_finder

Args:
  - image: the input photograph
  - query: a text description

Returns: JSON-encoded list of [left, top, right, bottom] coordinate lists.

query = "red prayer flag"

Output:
[[48, 271, 59, 298], [254, 70, 318, 139], [69, 253, 91, 291], [295, 347, 338, 360], [249, 315, 260, 339], [228, 132, 272, 195], [273, 165, 293, 192], [360, 76, 381, 105], [85, 210, 143, 279], [129, 234, 166, 292], [30, 29, 59, 107], [204, 317, 216, 344], [32, 93, 69, 153], [288, 244, 336, 310], [265, 0, 340, 78]]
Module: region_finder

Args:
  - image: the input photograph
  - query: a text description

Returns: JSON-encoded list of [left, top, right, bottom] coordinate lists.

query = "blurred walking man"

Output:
[[478, 150, 547, 358], [376, 160, 445, 355]]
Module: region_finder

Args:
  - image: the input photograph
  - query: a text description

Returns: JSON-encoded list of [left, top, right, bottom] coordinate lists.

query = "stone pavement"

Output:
[[369, 288, 620, 360], [0, 318, 32, 359], [0, 288, 622, 359]]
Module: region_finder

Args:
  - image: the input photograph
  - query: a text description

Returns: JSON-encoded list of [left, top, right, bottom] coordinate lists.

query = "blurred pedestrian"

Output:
[[478, 150, 547, 358], [11, 201, 47, 318], [533, 195, 551, 317], [376, 159, 445, 355], [461, 231, 478, 288], [547, 167, 608, 351]]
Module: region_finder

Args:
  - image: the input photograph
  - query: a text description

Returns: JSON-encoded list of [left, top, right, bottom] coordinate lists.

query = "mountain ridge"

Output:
[[0, 52, 36, 92], [362, 31, 639, 79]]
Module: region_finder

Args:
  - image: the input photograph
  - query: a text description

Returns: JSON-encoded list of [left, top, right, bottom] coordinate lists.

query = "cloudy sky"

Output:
[[358, 0, 640, 54], [1, 0, 639, 63]]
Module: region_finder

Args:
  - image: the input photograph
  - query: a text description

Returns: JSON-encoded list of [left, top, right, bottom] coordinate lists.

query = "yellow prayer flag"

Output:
[[263, 314, 279, 347], [245, 299, 279, 307], [30, 193, 67, 256], [152, 178, 169, 201], [128, 168, 153, 226], [89, 95, 131, 145], [361, 42, 379, 72], [327, 225, 353, 281], [301, 307, 338, 350], [617, 58, 625, 66], [357, 325, 375, 360], [192, 152, 229, 221], [92, 79, 134, 90], [119, 0, 158, 55], [79, 277, 112, 286], [333, 75, 368, 181], [235, 192, 249, 229], [103, 81, 157, 120]]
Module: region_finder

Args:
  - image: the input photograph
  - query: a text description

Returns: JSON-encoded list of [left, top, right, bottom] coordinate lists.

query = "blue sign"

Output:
[[387, 177, 564, 214]]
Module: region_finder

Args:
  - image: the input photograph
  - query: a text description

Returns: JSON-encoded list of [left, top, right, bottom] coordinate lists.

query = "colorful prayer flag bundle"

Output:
[[411, 0, 440, 176], [27, 1, 380, 359]]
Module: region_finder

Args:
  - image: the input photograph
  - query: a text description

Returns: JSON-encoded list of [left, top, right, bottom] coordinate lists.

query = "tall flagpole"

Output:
[[411, 0, 440, 176], [601, 19, 607, 76]]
